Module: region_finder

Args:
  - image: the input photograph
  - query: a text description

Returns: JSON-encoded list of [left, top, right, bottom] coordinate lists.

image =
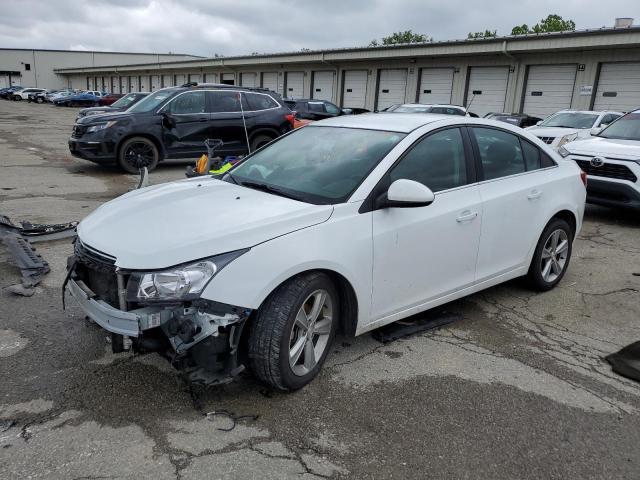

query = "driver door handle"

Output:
[[456, 210, 478, 223], [527, 189, 542, 200]]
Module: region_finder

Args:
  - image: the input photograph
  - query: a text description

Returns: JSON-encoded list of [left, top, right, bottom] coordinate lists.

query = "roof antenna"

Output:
[[238, 91, 251, 154]]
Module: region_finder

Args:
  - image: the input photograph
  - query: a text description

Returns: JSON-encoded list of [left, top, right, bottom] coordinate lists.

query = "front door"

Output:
[[370, 127, 482, 321], [161, 90, 210, 156]]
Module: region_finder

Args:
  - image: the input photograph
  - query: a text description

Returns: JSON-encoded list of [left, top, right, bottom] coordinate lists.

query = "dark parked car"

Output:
[[55, 91, 104, 107], [284, 99, 346, 120], [0, 86, 23, 99], [99, 93, 124, 106], [69, 84, 294, 173], [76, 92, 150, 121], [483, 112, 542, 128]]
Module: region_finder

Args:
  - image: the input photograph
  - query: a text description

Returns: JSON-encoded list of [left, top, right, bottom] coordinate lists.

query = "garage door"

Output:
[[149, 75, 160, 91], [240, 72, 257, 87], [203, 73, 217, 83], [285, 72, 304, 98], [161, 75, 172, 88], [376, 69, 407, 110], [139, 76, 148, 92], [120, 77, 128, 93], [418, 68, 454, 104], [522, 65, 577, 118], [312, 71, 334, 101], [466, 66, 510, 117], [221, 73, 235, 85], [594, 62, 640, 111], [175, 74, 186, 86], [189, 74, 201, 83], [262, 72, 279, 92], [342, 70, 368, 108], [110, 76, 118, 93]]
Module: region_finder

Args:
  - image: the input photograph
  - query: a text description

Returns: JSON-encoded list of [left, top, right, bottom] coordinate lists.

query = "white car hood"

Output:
[[78, 178, 333, 269], [564, 136, 640, 159], [526, 126, 585, 138]]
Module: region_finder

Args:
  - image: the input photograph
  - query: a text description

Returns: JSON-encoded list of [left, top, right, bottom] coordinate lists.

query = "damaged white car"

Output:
[[65, 114, 586, 391]]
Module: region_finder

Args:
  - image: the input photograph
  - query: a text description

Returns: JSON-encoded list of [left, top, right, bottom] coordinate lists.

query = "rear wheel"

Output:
[[248, 272, 338, 391], [118, 137, 160, 174], [36, 96, 44, 104], [250, 134, 274, 152], [526, 218, 573, 291]]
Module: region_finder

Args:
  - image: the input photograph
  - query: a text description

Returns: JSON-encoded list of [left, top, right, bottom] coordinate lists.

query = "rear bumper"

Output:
[[68, 138, 116, 163], [586, 178, 640, 210]]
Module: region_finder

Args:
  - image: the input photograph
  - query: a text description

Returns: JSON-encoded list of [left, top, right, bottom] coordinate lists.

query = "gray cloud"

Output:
[[0, 0, 636, 56]]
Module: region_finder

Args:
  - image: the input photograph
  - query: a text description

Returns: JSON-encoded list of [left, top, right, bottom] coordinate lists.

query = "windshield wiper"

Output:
[[239, 181, 301, 201]]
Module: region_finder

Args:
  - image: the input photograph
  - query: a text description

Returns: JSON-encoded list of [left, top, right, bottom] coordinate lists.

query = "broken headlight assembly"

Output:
[[126, 249, 248, 303]]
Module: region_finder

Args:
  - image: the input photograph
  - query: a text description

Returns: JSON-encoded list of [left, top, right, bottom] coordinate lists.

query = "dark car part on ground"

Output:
[[371, 309, 462, 344], [68, 84, 293, 173], [606, 341, 640, 382]]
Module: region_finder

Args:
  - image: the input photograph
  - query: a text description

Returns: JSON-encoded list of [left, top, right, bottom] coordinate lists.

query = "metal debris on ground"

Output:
[[371, 309, 462, 344], [606, 341, 640, 383], [0, 215, 77, 243], [205, 410, 260, 432]]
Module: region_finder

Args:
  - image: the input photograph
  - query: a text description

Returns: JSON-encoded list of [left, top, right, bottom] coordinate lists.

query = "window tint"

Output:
[[389, 128, 468, 192], [308, 102, 325, 113], [209, 91, 247, 113], [473, 127, 526, 180], [429, 107, 465, 116], [324, 102, 341, 115], [521, 140, 541, 170], [167, 91, 206, 114], [246, 93, 278, 110], [600, 114, 620, 126]]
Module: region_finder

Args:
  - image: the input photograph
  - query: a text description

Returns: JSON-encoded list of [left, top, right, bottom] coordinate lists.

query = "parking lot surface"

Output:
[[1, 100, 640, 480]]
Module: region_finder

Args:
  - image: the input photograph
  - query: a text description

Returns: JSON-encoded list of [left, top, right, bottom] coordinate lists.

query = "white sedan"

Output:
[[66, 114, 586, 390]]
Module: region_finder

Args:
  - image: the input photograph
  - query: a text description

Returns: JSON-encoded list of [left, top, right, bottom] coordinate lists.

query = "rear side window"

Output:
[[389, 128, 468, 192], [521, 140, 541, 170], [472, 127, 526, 180], [209, 91, 248, 113], [430, 107, 465, 116], [308, 102, 325, 113], [167, 91, 206, 114], [246, 93, 278, 110]]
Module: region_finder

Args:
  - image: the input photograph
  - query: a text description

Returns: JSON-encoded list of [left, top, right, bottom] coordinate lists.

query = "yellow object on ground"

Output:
[[195, 154, 209, 175], [209, 162, 233, 175]]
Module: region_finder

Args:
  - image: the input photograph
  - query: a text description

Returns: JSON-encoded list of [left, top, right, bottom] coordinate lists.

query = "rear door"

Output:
[[161, 90, 210, 156], [470, 126, 558, 281]]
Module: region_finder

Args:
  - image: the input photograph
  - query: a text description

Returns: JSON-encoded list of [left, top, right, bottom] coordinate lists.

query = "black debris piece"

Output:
[[606, 341, 640, 383], [1, 233, 50, 294], [371, 309, 462, 344]]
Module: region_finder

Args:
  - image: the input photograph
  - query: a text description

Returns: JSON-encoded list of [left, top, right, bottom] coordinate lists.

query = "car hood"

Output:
[[564, 136, 640, 159], [80, 106, 116, 114], [78, 111, 135, 124], [526, 126, 585, 138], [77, 178, 334, 270]]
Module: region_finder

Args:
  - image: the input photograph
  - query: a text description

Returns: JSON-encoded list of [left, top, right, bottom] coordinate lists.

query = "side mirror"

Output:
[[376, 179, 435, 209], [341, 108, 352, 115], [536, 120, 543, 126], [590, 126, 603, 136], [162, 112, 176, 129]]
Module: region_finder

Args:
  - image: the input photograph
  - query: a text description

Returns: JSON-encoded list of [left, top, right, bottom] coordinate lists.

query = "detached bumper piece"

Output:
[[606, 341, 640, 383], [66, 253, 252, 386]]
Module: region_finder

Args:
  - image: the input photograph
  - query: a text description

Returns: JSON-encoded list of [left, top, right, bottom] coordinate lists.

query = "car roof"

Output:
[[309, 112, 454, 132], [553, 109, 621, 115], [398, 103, 465, 109]]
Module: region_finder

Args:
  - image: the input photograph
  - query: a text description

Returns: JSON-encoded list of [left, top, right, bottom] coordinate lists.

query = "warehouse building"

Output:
[[0, 49, 201, 90], [52, 22, 640, 117]]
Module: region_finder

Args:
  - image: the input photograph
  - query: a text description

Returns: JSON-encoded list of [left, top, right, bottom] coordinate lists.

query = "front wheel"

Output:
[[118, 137, 160, 173], [248, 272, 338, 391], [526, 218, 573, 291]]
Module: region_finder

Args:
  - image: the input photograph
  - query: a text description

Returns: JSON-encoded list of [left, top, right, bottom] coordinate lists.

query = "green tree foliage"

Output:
[[369, 30, 431, 47], [511, 14, 576, 35], [467, 30, 497, 39]]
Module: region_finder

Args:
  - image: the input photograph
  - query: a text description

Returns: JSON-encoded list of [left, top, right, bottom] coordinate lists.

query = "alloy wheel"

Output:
[[541, 229, 569, 283], [288, 289, 333, 376], [124, 141, 155, 168]]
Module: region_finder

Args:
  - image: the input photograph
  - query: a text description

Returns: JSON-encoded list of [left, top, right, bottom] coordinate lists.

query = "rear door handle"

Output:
[[456, 211, 478, 223], [527, 189, 542, 200]]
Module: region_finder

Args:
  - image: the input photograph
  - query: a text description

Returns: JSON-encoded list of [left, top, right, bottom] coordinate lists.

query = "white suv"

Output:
[[12, 87, 46, 100], [560, 110, 640, 210], [526, 110, 622, 149], [66, 114, 586, 390]]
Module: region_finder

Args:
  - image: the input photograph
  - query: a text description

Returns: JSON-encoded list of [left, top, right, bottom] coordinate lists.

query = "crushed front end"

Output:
[[64, 240, 252, 385]]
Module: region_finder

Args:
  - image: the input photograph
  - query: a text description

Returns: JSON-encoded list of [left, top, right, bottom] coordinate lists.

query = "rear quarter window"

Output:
[[246, 93, 279, 110]]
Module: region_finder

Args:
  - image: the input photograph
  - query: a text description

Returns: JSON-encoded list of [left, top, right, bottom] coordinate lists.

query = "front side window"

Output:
[[539, 112, 599, 129], [472, 127, 525, 180], [167, 91, 206, 114], [389, 128, 468, 192], [228, 126, 406, 204], [324, 102, 341, 115], [598, 112, 640, 140]]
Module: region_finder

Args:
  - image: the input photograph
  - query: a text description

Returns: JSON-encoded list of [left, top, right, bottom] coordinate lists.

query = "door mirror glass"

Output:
[[378, 179, 435, 208], [590, 126, 603, 136]]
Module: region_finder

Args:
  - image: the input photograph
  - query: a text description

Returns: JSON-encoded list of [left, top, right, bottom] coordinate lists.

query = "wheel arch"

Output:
[[249, 127, 280, 143], [551, 209, 577, 238], [116, 133, 166, 161]]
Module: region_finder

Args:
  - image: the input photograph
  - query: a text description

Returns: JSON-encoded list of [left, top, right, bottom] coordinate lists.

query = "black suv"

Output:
[[284, 98, 346, 121], [69, 84, 294, 173]]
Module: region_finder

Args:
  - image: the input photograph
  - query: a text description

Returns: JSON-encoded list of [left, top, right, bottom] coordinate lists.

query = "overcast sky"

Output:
[[0, 0, 637, 57]]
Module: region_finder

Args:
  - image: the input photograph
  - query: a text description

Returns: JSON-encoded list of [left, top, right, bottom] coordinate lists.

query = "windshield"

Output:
[[598, 112, 640, 140], [227, 126, 406, 204], [540, 112, 599, 129], [127, 90, 173, 113], [113, 94, 142, 108]]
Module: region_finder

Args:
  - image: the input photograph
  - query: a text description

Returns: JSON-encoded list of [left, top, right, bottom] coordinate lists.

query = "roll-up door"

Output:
[[522, 65, 577, 118], [189, 73, 201, 83], [312, 71, 334, 101], [162, 74, 173, 88], [175, 74, 186, 86], [120, 77, 128, 93], [466, 66, 509, 117], [376, 69, 407, 110], [417, 68, 454, 104], [221, 73, 235, 85], [594, 62, 640, 111], [139, 76, 148, 92], [149, 75, 160, 91], [342, 70, 368, 108], [241, 72, 257, 87], [262, 72, 279, 92], [203, 73, 217, 83], [285, 72, 304, 98]]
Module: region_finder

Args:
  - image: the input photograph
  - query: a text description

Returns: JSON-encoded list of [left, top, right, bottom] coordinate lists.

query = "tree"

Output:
[[369, 30, 431, 47], [467, 30, 497, 39], [511, 14, 576, 35]]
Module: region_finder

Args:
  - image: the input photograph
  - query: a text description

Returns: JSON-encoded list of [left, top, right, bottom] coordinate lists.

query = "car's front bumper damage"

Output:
[[65, 256, 252, 386]]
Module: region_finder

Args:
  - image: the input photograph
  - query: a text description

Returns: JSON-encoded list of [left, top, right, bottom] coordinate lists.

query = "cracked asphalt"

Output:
[[1, 100, 640, 480]]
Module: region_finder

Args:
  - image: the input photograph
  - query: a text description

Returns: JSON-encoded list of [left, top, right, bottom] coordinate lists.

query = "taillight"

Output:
[[285, 111, 296, 128], [580, 170, 587, 187]]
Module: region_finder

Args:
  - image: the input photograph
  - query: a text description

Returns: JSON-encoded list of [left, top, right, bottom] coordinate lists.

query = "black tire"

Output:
[[250, 134, 274, 152], [118, 137, 160, 174], [248, 272, 339, 391], [526, 218, 573, 291], [36, 97, 44, 104]]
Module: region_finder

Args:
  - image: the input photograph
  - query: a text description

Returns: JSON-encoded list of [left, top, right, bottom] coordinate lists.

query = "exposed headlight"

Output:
[[86, 120, 117, 133], [557, 145, 571, 158], [126, 249, 248, 303], [556, 133, 578, 148]]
